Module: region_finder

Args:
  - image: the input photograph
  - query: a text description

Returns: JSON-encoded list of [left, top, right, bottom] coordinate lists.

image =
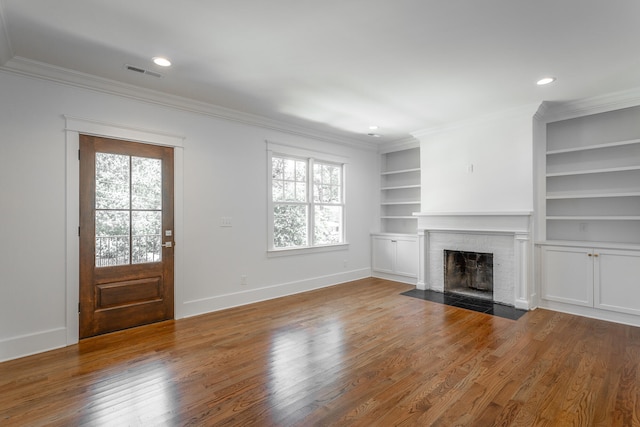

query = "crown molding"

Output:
[[537, 86, 640, 123], [0, 2, 13, 65], [1, 56, 378, 151], [378, 136, 419, 154], [410, 102, 541, 139]]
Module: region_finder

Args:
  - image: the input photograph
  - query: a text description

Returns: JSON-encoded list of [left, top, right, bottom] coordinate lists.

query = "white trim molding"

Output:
[[181, 269, 370, 318], [3, 56, 378, 151], [0, 328, 66, 363]]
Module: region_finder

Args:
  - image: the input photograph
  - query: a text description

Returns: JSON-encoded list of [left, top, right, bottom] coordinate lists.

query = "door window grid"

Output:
[[95, 153, 162, 267]]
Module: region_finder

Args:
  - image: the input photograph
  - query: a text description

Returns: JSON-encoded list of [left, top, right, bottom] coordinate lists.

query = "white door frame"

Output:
[[64, 116, 185, 345]]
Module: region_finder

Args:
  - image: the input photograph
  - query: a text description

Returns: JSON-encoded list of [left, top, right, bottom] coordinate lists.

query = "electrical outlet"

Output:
[[343, 260, 348, 268], [240, 275, 247, 285], [579, 222, 588, 232]]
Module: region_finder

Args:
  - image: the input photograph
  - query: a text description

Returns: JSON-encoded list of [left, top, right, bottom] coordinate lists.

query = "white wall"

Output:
[[415, 108, 536, 213], [0, 70, 378, 361]]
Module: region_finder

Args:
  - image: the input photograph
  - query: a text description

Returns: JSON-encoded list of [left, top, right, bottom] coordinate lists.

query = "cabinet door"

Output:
[[372, 237, 394, 274], [394, 237, 418, 277], [541, 246, 593, 307], [595, 249, 640, 315]]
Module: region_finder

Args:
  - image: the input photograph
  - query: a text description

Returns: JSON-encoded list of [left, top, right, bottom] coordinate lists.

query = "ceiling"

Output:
[[1, 0, 640, 145]]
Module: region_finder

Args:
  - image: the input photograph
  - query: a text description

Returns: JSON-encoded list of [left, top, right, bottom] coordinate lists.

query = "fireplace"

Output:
[[444, 250, 494, 300], [414, 212, 533, 310]]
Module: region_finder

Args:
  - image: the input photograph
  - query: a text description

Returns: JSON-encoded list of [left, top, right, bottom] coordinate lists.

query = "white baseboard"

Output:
[[540, 300, 640, 328], [0, 269, 372, 362], [180, 268, 371, 319], [371, 271, 417, 286], [0, 327, 67, 363]]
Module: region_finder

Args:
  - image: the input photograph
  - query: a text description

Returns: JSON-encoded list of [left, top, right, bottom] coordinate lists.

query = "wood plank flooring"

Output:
[[2, 277, 640, 426]]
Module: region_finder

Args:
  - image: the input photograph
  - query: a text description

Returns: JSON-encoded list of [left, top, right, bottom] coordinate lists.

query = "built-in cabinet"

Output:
[[371, 234, 418, 283], [372, 146, 421, 285], [538, 105, 640, 321], [541, 244, 640, 316]]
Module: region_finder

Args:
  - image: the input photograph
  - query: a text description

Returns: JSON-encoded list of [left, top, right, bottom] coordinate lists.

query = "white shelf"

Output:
[[547, 191, 640, 200], [546, 138, 640, 155], [547, 216, 640, 221], [381, 168, 420, 176], [543, 106, 640, 246], [538, 240, 640, 251], [381, 184, 421, 190], [546, 165, 640, 177], [382, 216, 418, 220], [381, 201, 421, 205]]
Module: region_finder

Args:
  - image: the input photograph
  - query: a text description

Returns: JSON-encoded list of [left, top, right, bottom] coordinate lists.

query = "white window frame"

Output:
[[267, 141, 348, 256]]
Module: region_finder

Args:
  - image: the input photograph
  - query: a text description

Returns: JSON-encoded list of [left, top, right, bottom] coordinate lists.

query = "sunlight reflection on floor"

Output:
[[79, 360, 176, 425], [268, 319, 345, 420]]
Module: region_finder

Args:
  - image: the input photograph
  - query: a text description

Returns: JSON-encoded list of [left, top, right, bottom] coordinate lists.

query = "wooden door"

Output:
[[79, 135, 174, 338]]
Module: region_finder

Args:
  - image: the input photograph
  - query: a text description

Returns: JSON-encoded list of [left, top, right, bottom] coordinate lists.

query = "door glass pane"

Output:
[[96, 153, 130, 209], [95, 210, 130, 267], [95, 153, 163, 267], [132, 211, 162, 264], [314, 205, 343, 245], [132, 157, 162, 210]]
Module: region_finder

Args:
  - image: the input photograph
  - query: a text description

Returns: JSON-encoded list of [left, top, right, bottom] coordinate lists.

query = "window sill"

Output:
[[267, 243, 349, 257]]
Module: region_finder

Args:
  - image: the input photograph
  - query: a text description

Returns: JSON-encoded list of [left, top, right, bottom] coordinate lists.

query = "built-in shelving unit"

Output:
[[379, 147, 421, 234], [372, 145, 421, 284], [545, 105, 640, 245]]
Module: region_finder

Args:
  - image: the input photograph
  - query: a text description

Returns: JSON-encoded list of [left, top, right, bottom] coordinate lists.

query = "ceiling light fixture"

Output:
[[369, 125, 379, 130], [537, 77, 556, 86], [153, 57, 172, 67]]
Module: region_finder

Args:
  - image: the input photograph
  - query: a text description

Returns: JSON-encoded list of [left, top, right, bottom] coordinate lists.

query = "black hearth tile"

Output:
[[490, 303, 527, 320], [400, 289, 527, 321], [401, 289, 438, 302], [455, 296, 494, 310], [443, 294, 467, 305], [450, 300, 493, 314]]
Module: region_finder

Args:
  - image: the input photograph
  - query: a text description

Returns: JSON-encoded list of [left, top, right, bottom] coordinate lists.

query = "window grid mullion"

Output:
[[128, 155, 133, 265], [308, 157, 314, 247]]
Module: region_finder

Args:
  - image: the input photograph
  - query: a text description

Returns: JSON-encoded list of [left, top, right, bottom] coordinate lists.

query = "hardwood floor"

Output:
[[2, 278, 640, 426]]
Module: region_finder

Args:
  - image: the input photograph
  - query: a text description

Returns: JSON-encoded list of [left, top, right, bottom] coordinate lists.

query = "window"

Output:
[[268, 144, 346, 252]]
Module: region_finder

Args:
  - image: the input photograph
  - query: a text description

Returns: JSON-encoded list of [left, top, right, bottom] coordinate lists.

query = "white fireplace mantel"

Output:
[[414, 211, 532, 234], [414, 211, 533, 310]]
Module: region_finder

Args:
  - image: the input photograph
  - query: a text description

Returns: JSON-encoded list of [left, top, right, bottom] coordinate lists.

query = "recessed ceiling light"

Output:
[[369, 125, 379, 130], [153, 57, 172, 67], [537, 77, 556, 86]]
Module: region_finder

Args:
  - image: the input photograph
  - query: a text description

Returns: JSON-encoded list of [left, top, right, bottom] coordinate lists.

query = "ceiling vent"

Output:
[[125, 64, 162, 78]]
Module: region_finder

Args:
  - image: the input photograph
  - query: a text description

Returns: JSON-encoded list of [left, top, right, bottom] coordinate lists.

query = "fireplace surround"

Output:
[[414, 212, 532, 309]]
